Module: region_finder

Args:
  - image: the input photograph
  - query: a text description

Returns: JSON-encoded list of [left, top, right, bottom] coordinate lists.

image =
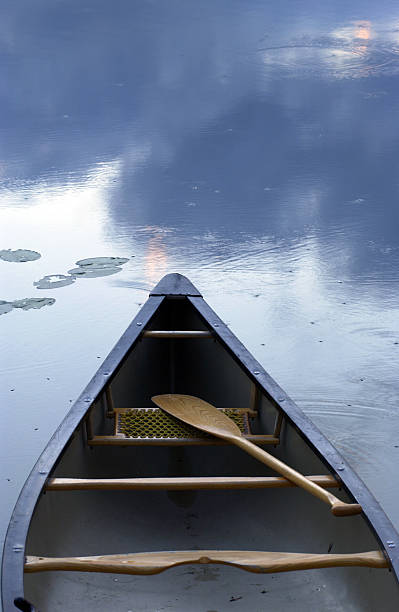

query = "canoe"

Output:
[[2, 273, 398, 611]]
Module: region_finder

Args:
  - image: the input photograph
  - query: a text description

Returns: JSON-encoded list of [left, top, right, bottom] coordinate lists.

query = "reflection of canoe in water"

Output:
[[3, 273, 399, 611]]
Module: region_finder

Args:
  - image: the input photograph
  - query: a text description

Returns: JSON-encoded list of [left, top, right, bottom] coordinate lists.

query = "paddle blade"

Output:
[[151, 394, 242, 440]]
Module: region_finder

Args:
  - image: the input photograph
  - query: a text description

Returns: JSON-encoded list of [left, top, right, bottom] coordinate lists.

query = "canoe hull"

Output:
[[2, 274, 399, 611]]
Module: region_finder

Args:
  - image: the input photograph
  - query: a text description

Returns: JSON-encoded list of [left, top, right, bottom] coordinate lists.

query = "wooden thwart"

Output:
[[152, 395, 362, 517], [46, 475, 339, 491], [88, 434, 279, 446], [143, 330, 212, 338], [25, 550, 388, 575]]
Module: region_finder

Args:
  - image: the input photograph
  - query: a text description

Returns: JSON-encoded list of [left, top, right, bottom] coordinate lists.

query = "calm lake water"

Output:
[[1, 0, 399, 580]]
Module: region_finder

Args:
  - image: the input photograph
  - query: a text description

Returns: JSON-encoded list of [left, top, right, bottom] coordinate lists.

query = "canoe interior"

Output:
[[24, 297, 397, 611]]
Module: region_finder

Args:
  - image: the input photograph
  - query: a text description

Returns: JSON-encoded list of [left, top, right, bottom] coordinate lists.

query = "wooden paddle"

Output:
[[151, 394, 362, 517], [25, 550, 387, 575]]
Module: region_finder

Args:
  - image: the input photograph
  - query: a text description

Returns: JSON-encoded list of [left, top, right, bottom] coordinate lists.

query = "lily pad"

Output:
[[0, 301, 13, 315], [68, 267, 122, 278], [11, 297, 56, 310], [75, 257, 129, 268], [0, 249, 41, 262], [74, 262, 124, 270], [34, 274, 76, 289]]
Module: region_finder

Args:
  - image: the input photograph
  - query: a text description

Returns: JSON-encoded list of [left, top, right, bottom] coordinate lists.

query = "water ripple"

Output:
[[258, 34, 399, 79], [297, 398, 399, 470], [298, 398, 395, 417]]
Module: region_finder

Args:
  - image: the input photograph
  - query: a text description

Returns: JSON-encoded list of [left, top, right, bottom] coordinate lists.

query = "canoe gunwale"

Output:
[[2, 273, 399, 611]]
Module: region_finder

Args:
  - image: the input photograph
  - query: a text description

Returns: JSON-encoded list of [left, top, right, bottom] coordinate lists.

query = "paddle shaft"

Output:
[[233, 436, 361, 516]]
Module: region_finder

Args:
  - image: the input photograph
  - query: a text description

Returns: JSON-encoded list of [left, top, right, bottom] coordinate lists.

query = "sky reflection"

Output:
[[1, 0, 399, 555]]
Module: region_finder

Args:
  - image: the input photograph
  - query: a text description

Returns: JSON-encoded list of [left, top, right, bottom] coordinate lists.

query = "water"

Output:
[[1, 0, 399, 578]]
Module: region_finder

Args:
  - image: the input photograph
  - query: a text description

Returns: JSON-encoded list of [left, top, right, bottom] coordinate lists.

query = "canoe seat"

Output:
[[117, 407, 249, 438], [88, 407, 280, 446]]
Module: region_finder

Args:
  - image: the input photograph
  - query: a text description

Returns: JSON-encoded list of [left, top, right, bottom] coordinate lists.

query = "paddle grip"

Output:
[[331, 502, 362, 517]]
